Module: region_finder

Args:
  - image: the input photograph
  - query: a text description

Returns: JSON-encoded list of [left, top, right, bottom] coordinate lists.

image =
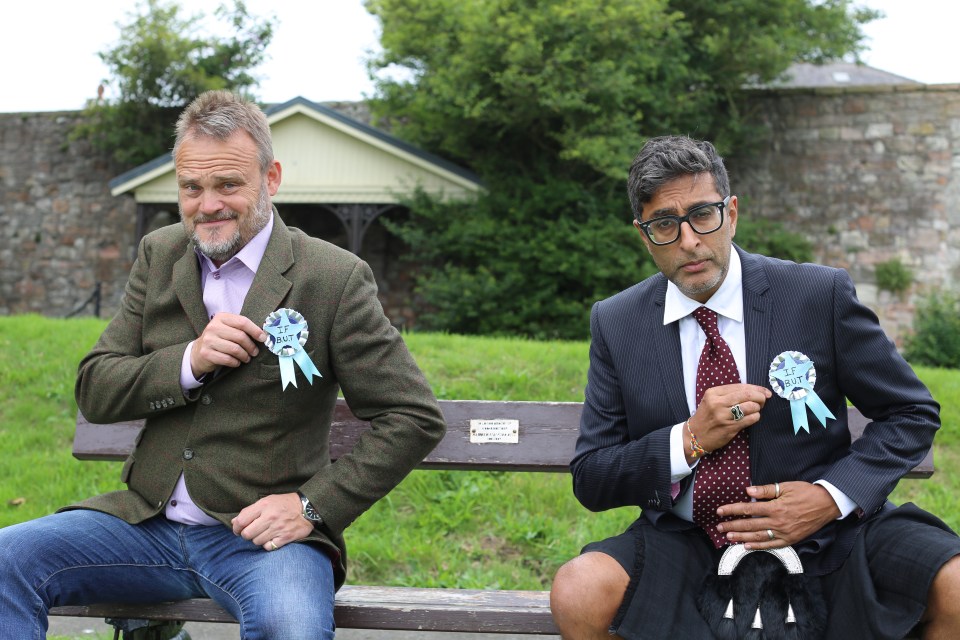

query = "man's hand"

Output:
[[231, 493, 315, 552], [190, 312, 267, 378], [685, 383, 772, 459], [715, 481, 841, 549]]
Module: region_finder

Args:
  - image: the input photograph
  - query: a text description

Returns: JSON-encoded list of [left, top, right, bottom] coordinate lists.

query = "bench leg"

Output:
[[104, 618, 191, 640]]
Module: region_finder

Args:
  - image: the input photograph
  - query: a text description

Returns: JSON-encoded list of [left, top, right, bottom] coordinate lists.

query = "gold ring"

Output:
[[766, 529, 775, 541], [774, 482, 781, 499], [268, 540, 279, 551]]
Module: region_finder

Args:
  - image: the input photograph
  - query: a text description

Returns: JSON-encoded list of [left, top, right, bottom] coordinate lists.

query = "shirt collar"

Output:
[[195, 211, 274, 275], [663, 247, 743, 325]]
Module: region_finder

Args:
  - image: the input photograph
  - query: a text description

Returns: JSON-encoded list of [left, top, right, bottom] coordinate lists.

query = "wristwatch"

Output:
[[297, 491, 323, 525]]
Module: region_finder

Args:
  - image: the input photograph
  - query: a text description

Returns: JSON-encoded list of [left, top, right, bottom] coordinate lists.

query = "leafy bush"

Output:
[[385, 180, 656, 340], [904, 292, 960, 369], [875, 257, 914, 295]]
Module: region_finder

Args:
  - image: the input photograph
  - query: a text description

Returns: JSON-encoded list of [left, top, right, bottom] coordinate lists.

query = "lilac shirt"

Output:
[[166, 214, 274, 526]]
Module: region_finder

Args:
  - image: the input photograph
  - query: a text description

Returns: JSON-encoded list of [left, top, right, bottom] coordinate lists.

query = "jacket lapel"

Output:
[[651, 275, 689, 418], [738, 247, 772, 387], [173, 246, 209, 337], [240, 211, 294, 325], [738, 247, 772, 477]]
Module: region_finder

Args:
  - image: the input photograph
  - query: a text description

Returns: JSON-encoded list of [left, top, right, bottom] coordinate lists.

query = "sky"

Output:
[[1, 0, 957, 114]]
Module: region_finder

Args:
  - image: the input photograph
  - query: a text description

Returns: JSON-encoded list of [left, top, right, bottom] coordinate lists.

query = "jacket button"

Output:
[[200, 394, 212, 405], [183, 448, 194, 460]]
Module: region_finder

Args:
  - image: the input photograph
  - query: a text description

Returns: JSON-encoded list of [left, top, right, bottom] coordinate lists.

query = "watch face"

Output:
[[301, 495, 322, 522]]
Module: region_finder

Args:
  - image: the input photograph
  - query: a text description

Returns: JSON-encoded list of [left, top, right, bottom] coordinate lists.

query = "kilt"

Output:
[[581, 503, 959, 639]]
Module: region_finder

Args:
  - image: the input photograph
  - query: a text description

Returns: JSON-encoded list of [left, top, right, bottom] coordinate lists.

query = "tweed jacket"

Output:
[[572, 246, 940, 575], [70, 213, 446, 588]]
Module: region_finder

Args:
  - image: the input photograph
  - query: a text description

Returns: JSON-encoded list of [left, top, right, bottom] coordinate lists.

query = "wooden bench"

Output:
[[50, 401, 933, 637]]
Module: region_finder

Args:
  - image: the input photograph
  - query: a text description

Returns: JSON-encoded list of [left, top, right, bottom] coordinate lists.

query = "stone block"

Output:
[[907, 122, 937, 136], [865, 123, 894, 139], [840, 127, 864, 141], [896, 156, 923, 174]]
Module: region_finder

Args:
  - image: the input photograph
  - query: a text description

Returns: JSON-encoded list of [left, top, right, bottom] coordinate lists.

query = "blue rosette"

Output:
[[262, 308, 322, 391], [768, 351, 835, 434]]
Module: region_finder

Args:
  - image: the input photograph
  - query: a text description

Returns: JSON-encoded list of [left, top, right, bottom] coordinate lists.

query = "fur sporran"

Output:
[[696, 545, 827, 640]]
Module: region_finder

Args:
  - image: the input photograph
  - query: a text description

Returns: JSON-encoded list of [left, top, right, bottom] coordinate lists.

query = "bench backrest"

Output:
[[74, 400, 933, 478]]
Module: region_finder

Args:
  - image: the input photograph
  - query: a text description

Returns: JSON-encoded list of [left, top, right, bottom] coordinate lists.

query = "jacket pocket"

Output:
[[257, 348, 322, 381]]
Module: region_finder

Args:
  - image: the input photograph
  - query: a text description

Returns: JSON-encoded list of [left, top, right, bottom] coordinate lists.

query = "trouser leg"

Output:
[[0, 511, 205, 640], [182, 524, 336, 640]]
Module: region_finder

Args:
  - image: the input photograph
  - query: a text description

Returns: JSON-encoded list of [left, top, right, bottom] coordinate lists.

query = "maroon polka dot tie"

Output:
[[691, 306, 751, 548]]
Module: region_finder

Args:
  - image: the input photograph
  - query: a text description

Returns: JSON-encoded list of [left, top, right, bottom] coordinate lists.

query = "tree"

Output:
[[366, 0, 876, 181], [365, 0, 873, 338], [72, 0, 276, 169]]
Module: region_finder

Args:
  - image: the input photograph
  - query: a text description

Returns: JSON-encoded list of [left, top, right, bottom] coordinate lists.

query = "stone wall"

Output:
[[0, 111, 135, 318], [3, 86, 960, 343], [728, 84, 960, 343]]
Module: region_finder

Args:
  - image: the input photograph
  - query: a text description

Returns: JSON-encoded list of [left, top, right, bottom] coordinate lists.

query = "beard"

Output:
[[673, 266, 727, 299], [183, 185, 271, 263], [649, 234, 733, 302]]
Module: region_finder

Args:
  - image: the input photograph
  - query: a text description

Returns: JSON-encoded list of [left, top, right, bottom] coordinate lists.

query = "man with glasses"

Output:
[[550, 135, 960, 639]]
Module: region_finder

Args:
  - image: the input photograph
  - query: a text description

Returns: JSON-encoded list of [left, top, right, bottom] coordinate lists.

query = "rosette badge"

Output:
[[263, 308, 322, 391], [768, 351, 835, 434]]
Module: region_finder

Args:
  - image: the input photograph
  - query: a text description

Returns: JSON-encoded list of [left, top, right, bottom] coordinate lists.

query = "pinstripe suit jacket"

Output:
[[70, 213, 445, 588], [572, 246, 939, 575]]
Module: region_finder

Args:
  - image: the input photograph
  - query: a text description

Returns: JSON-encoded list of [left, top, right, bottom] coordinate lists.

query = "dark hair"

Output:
[[627, 136, 730, 220], [173, 90, 274, 174]]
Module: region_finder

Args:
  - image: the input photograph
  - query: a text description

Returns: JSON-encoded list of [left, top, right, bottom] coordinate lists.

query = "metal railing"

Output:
[[65, 282, 101, 318]]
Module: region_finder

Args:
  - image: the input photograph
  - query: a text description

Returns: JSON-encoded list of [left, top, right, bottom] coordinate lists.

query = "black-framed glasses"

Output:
[[637, 196, 730, 245]]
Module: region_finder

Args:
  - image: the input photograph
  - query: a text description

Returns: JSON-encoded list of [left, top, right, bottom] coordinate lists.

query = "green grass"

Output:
[[2, 315, 958, 595], [0, 316, 126, 520]]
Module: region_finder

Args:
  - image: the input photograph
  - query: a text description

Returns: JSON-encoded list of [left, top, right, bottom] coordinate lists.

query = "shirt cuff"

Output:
[[814, 480, 858, 519], [180, 341, 204, 393], [670, 422, 696, 483]]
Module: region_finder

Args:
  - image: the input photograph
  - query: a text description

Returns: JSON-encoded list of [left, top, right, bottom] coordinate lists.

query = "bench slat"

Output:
[[50, 585, 558, 635], [50, 599, 234, 623], [73, 400, 934, 477]]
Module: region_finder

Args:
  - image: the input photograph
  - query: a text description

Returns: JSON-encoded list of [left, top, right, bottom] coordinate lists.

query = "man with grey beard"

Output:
[[0, 91, 446, 639]]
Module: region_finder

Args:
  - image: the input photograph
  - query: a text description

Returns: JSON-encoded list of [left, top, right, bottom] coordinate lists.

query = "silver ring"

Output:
[[268, 540, 279, 551], [774, 482, 781, 499], [731, 404, 745, 421], [766, 529, 775, 541]]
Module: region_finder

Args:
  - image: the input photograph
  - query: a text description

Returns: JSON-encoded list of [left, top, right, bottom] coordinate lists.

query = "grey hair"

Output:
[[173, 90, 274, 174], [627, 136, 730, 220]]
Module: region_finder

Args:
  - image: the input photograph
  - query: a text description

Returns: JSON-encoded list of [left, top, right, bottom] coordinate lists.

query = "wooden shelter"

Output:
[[109, 96, 484, 256]]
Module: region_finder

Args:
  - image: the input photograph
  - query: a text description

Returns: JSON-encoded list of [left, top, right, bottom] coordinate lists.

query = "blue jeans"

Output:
[[0, 510, 335, 639]]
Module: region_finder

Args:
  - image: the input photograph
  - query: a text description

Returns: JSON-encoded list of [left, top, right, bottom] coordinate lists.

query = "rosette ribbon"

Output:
[[768, 351, 835, 434], [263, 308, 322, 391]]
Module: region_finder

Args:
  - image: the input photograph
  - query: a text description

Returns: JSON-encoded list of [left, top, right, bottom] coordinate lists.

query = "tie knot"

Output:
[[692, 306, 720, 339]]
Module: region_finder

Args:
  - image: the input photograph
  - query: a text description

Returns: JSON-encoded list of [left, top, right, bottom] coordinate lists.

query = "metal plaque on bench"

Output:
[[469, 419, 519, 443]]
